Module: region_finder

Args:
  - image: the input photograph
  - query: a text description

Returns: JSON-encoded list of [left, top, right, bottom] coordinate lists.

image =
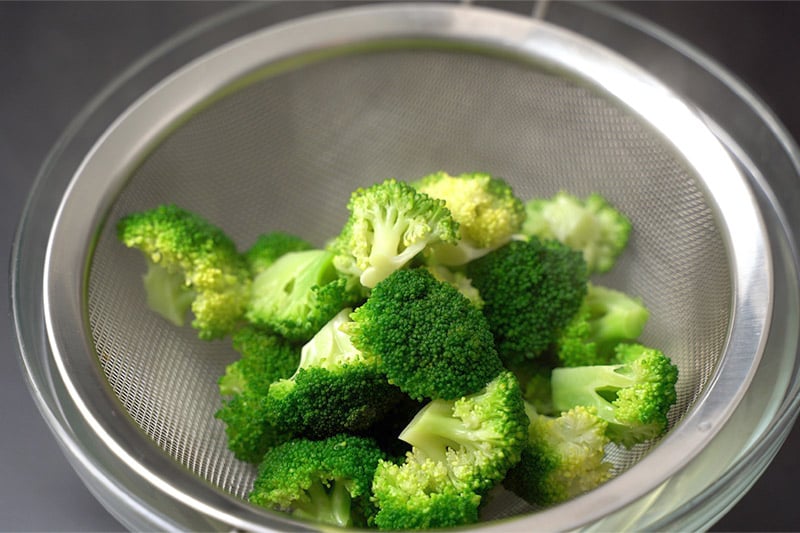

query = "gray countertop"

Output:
[[2, 2, 798, 531]]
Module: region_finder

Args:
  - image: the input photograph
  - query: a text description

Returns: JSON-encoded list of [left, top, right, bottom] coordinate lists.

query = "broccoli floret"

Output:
[[555, 283, 650, 367], [266, 309, 403, 439], [249, 435, 385, 528], [503, 403, 612, 507], [329, 179, 460, 289], [551, 343, 679, 448], [466, 238, 588, 366], [215, 327, 300, 463], [372, 372, 527, 530], [371, 456, 482, 530], [117, 204, 250, 340], [414, 171, 525, 265], [522, 191, 632, 273], [347, 268, 504, 401], [245, 231, 313, 276], [423, 264, 484, 309], [246, 249, 362, 342]]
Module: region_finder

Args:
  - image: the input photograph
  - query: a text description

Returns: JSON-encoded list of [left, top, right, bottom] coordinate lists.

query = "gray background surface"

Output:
[[2, 2, 799, 531]]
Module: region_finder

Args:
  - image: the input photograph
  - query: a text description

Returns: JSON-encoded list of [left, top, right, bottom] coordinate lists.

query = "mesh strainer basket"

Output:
[[12, 2, 800, 531]]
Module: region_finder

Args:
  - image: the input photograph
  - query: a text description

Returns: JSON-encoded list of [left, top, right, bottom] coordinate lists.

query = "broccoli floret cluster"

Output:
[[117, 173, 679, 529]]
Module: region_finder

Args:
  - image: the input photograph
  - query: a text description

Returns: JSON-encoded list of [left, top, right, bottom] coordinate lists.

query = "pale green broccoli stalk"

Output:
[[215, 326, 300, 463], [245, 231, 313, 276], [266, 309, 403, 439], [424, 264, 484, 309], [246, 249, 362, 342], [466, 238, 588, 366], [522, 191, 632, 273], [249, 435, 386, 528], [414, 171, 525, 265], [555, 283, 650, 367], [117, 204, 250, 340], [347, 268, 504, 401], [551, 343, 679, 448], [503, 402, 612, 507], [371, 371, 527, 530], [329, 179, 460, 288]]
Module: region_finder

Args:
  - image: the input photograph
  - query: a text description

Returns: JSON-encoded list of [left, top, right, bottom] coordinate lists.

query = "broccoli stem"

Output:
[[292, 478, 352, 528], [362, 207, 426, 287], [551, 365, 631, 422], [399, 401, 478, 462], [142, 259, 195, 326]]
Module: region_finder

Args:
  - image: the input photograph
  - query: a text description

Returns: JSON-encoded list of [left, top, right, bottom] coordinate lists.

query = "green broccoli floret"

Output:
[[466, 238, 588, 366], [423, 264, 484, 309], [249, 435, 385, 528], [555, 283, 650, 367], [266, 309, 403, 439], [215, 327, 300, 463], [329, 179, 460, 289], [347, 268, 504, 401], [522, 191, 632, 273], [414, 171, 525, 265], [503, 402, 612, 507], [117, 204, 250, 340], [245, 231, 313, 276], [551, 343, 679, 448], [246, 249, 362, 342], [371, 456, 482, 530]]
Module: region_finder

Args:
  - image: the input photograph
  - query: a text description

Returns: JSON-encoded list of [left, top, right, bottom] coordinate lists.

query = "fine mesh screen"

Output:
[[87, 47, 731, 516]]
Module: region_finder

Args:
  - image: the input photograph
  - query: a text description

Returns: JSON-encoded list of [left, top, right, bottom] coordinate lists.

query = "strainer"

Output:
[[12, 2, 800, 531]]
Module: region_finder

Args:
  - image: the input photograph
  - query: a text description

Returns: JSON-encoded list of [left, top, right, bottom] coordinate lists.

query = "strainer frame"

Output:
[[37, 4, 771, 531]]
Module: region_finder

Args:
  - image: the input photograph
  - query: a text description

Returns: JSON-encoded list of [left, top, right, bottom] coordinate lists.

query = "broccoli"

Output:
[[347, 268, 504, 401], [245, 231, 313, 276], [266, 309, 403, 439], [246, 248, 362, 342], [215, 326, 300, 463], [249, 435, 385, 528], [466, 238, 588, 366], [503, 402, 612, 507], [555, 283, 650, 367], [423, 264, 484, 309], [551, 343, 679, 448], [414, 171, 525, 265], [329, 179, 460, 288], [522, 191, 632, 273], [372, 371, 527, 530], [117, 204, 250, 340]]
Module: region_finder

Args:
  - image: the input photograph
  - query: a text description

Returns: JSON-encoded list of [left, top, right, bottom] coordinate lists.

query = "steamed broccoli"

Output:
[[522, 191, 631, 273], [555, 283, 650, 367], [347, 268, 504, 401], [215, 326, 300, 463], [551, 343, 679, 448], [249, 435, 385, 528], [245, 231, 313, 276], [414, 171, 525, 265], [117, 204, 251, 340], [266, 309, 403, 439], [423, 264, 484, 309], [329, 179, 460, 288], [504, 402, 612, 507], [246, 249, 362, 342], [466, 238, 588, 366]]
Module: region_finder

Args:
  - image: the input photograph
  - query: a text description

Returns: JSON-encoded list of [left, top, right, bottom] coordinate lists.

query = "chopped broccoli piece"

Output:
[[555, 283, 650, 367], [504, 403, 612, 507], [117, 204, 251, 340], [424, 264, 484, 309], [249, 435, 385, 528], [414, 171, 525, 265], [466, 238, 588, 365], [215, 327, 300, 463], [246, 249, 362, 342], [348, 268, 504, 401], [266, 309, 403, 439], [245, 231, 313, 276], [551, 343, 679, 448], [329, 179, 460, 288], [523, 191, 632, 273]]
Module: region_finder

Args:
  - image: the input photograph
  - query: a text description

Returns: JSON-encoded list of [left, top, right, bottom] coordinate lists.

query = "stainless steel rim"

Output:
[[40, 4, 771, 530]]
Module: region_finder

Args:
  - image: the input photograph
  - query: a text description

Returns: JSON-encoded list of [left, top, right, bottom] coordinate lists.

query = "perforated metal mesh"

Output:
[[87, 47, 731, 516]]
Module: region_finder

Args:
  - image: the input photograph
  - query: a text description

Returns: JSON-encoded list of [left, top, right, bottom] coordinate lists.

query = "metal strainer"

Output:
[[33, 3, 775, 531]]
